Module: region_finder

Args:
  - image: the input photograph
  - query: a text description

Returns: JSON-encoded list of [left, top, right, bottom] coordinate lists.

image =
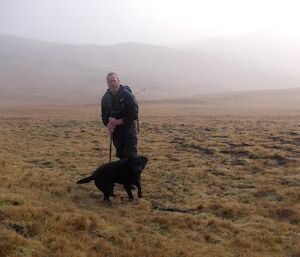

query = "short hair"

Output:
[[106, 72, 119, 82]]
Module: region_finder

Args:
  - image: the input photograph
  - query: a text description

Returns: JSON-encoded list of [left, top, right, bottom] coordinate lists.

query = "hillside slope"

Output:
[[1, 34, 299, 104]]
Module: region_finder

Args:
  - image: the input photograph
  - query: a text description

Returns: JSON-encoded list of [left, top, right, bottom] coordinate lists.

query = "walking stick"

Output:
[[109, 132, 112, 162], [134, 88, 146, 95]]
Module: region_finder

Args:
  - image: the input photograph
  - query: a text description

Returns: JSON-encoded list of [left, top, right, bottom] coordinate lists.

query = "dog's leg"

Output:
[[95, 181, 110, 202], [136, 182, 142, 198], [102, 186, 111, 202], [133, 177, 142, 198], [110, 184, 116, 197], [124, 184, 134, 200], [103, 193, 110, 202]]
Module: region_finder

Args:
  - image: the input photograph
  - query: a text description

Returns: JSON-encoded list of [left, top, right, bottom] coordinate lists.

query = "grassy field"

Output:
[[0, 103, 299, 257]]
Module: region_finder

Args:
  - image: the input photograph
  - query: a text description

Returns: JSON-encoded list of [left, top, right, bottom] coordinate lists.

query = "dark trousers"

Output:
[[112, 124, 137, 159]]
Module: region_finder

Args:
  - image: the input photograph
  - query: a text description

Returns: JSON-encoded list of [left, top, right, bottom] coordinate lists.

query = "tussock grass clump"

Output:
[[56, 213, 100, 233], [0, 228, 47, 257], [150, 213, 204, 232], [87, 238, 113, 257], [206, 201, 251, 220], [253, 187, 284, 201], [290, 244, 300, 257], [269, 206, 300, 224]]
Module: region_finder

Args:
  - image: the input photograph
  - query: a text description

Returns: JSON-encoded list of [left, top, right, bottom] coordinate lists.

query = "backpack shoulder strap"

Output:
[[122, 85, 132, 93]]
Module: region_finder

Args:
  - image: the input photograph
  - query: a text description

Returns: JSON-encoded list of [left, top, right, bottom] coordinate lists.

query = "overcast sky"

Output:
[[1, 0, 300, 45]]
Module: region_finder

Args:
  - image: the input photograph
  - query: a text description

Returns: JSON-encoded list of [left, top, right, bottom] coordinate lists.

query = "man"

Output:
[[101, 72, 138, 159]]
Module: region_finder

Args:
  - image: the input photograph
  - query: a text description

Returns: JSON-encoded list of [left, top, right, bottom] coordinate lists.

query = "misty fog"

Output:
[[0, 1, 300, 104], [1, 33, 300, 104]]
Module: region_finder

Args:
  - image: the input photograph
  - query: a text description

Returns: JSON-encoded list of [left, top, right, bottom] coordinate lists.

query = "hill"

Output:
[[141, 88, 300, 116], [1, 34, 300, 104]]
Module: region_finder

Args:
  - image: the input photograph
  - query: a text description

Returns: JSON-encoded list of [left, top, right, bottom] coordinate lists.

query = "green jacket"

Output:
[[101, 85, 138, 126]]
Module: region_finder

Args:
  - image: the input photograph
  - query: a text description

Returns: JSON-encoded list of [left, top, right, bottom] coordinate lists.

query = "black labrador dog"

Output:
[[77, 156, 148, 201]]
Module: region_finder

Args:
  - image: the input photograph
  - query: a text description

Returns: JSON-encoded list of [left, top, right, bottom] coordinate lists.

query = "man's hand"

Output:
[[109, 117, 124, 126], [107, 117, 124, 133], [107, 123, 115, 133]]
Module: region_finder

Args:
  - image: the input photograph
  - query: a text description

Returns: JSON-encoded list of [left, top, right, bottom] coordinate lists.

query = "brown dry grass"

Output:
[[0, 103, 299, 257]]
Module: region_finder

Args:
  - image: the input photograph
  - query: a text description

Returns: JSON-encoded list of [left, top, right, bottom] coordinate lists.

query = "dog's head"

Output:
[[128, 155, 148, 175]]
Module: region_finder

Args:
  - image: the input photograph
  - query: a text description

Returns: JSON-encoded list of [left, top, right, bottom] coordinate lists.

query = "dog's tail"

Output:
[[77, 175, 94, 184]]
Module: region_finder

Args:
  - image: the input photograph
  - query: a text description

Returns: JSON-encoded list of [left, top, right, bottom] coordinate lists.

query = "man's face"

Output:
[[107, 74, 120, 94]]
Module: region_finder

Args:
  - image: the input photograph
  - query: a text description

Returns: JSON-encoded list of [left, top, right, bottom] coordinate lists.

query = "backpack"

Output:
[[123, 85, 132, 93], [122, 85, 139, 133]]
